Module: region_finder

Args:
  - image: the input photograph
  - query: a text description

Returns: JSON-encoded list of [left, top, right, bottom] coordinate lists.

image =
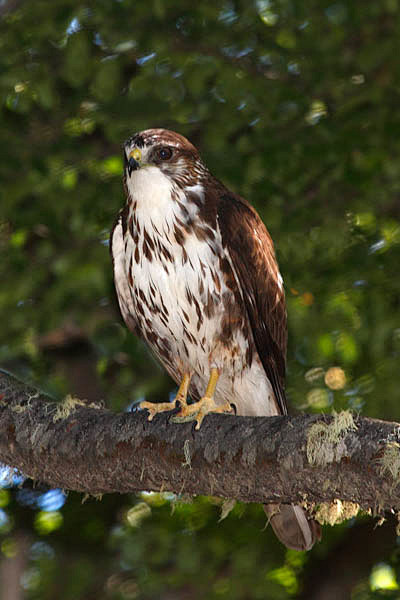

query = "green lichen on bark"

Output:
[[52, 395, 102, 422], [377, 441, 400, 480], [315, 500, 360, 526], [306, 410, 358, 466]]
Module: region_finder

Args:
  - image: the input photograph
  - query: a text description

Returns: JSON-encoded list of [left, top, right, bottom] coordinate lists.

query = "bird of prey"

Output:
[[110, 128, 320, 551]]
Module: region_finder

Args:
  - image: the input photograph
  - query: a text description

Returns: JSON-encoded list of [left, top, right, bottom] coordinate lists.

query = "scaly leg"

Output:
[[173, 372, 191, 408], [140, 373, 191, 421], [172, 368, 233, 429]]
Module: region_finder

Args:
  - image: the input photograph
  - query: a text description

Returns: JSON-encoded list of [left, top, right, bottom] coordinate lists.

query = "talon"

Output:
[[140, 372, 192, 423], [140, 400, 176, 421], [173, 368, 233, 429], [193, 397, 233, 429], [142, 369, 232, 429]]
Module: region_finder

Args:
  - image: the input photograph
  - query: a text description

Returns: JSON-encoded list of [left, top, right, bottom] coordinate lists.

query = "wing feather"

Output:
[[217, 193, 288, 415]]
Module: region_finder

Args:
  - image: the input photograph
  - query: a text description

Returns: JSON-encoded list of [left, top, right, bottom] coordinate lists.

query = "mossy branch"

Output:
[[0, 369, 400, 518]]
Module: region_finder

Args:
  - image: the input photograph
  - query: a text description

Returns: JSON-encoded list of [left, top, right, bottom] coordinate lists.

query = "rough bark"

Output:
[[0, 369, 399, 515]]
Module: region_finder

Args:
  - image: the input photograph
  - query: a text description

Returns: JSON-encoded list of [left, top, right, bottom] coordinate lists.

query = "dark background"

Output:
[[1, 0, 400, 598]]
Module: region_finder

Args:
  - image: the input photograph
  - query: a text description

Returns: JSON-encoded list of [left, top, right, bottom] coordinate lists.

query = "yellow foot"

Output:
[[140, 373, 191, 422], [172, 395, 233, 429], [171, 367, 232, 429], [140, 399, 176, 421]]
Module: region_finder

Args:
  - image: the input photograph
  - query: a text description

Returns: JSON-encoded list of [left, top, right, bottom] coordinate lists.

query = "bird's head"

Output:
[[123, 128, 208, 190]]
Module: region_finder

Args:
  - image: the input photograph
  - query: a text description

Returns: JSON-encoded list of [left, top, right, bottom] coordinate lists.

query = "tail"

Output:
[[264, 504, 321, 551]]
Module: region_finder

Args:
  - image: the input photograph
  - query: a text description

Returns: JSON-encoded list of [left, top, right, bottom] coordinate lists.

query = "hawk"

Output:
[[110, 128, 320, 551]]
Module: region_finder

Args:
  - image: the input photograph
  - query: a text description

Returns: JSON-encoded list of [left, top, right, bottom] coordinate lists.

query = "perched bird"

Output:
[[110, 128, 321, 551]]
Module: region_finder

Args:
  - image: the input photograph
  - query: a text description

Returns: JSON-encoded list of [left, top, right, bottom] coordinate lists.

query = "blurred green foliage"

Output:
[[1, 0, 400, 597]]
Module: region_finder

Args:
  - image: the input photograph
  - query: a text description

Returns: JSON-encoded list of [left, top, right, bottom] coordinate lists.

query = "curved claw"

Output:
[[171, 396, 233, 429], [139, 371, 191, 422], [140, 400, 176, 421]]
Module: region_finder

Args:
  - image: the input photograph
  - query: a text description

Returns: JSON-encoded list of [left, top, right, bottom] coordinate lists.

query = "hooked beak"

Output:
[[125, 148, 141, 176]]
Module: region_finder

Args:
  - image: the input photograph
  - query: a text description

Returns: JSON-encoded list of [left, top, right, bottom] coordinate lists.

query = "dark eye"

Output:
[[158, 146, 173, 161]]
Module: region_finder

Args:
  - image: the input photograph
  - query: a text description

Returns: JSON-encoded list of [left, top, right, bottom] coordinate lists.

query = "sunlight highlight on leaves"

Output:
[[370, 563, 398, 591]]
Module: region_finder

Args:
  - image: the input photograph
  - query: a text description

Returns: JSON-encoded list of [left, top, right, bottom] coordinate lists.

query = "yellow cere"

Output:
[[129, 148, 141, 162]]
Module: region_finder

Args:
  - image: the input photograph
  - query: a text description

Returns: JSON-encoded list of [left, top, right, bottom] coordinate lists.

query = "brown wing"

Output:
[[217, 193, 288, 415]]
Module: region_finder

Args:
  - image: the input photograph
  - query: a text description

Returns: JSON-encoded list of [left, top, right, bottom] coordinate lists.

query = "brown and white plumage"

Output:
[[110, 128, 320, 551]]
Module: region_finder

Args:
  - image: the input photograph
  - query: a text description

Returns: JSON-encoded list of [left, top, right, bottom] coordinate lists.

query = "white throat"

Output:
[[128, 166, 174, 209], [126, 166, 202, 234]]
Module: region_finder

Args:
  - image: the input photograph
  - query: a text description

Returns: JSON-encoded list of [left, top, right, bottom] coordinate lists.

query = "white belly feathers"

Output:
[[113, 166, 278, 417]]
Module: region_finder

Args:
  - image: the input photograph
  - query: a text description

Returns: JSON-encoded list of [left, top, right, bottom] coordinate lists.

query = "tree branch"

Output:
[[0, 369, 399, 515]]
